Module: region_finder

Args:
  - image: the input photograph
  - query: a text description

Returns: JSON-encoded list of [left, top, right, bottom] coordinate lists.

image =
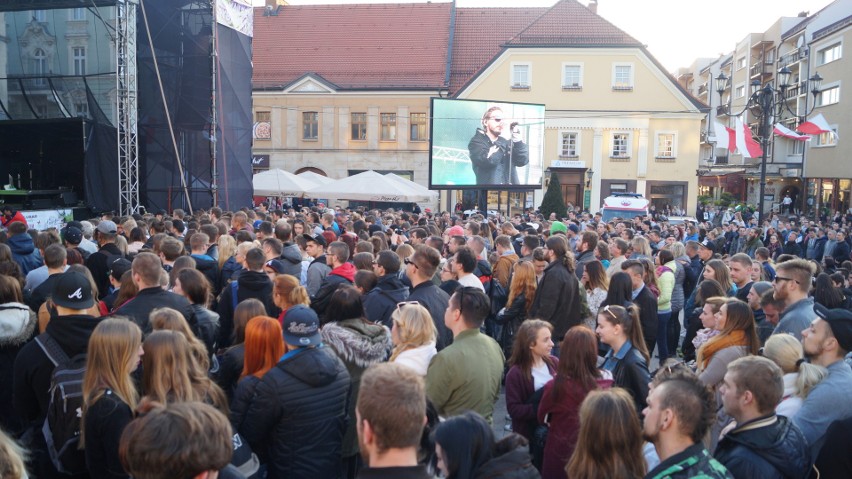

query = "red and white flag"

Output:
[[774, 123, 810, 141], [735, 117, 763, 158], [796, 113, 834, 136], [713, 122, 735, 152]]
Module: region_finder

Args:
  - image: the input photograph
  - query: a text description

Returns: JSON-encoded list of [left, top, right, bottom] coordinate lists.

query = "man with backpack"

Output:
[[216, 247, 278, 348], [13, 271, 104, 476]]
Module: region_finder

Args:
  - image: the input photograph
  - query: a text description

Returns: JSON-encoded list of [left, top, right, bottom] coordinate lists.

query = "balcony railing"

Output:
[[778, 48, 808, 67]]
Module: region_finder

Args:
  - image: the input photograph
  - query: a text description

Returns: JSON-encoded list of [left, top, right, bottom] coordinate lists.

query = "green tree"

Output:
[[540, 172, 567, 219]]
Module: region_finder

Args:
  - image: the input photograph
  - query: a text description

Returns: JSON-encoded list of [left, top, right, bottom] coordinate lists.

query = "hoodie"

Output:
[[714, 414, 809, 479], [363, 274, 410, 327], [0, 302, 37, 434], [191, 253, 221, 295], [279, 242, 304, 278], [311, 262, 357, 318], [216, 270, 278, 348], [7, 233, 42, 275]]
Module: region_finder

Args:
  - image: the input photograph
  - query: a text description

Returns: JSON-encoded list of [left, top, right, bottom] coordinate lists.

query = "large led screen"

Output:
[[430, 98, 544, 189]]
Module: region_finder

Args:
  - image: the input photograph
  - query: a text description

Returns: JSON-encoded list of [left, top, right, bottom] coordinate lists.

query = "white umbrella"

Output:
[[296, 170, 334, 185], [306, 170, 434, 203], [384, 173, 438, 201], [253, 168, 317, 197]]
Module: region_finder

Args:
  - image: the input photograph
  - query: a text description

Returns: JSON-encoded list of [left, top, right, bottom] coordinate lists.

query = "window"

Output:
[[788, 138, 805, 155], [562, 64, 582, 89], [380, 113, 397, 141], [560, 132, 579, 157], [302, 111, 318, 140], [612, 63, 633, 91], [74, 102, 88, 117], [735, 84, 746, 98], [255, 111, 270, 123], [736, 56, 746, 70], [351, 112, 367, 140], [33, 10, 46, 22], [817, 127, 838, 147], [656, 133, 676, 158], [818, 42, 842, 65], [73, 47, 86, 76], [410, 112, 427, 141], [817, 86, 839, 107], [32, 48, 47, 86], [511, 63, 530, 89], [611, 133, 630, 158], [71, 8, 86, 21]]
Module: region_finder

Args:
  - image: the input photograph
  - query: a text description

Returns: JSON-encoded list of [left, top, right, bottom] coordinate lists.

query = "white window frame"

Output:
[[72, 47, 86, 76], [380, 112, 397, 142], [735, 83, 746, 99], [409, 112, 428, 142], [559, 131, 580, 157], [71, 8, 86, 21], [736, 56, 746, 70], [612, 63, 634, 91], [33, 10, 47, 22], [510, 62, 531, 90], [610, 132, 632, 158], [815, 125, 838, 147], [561, 62, 583, 90], [817, 41, 842, 66], [816, 84, 840, 107], [302, 111, 318, 141], [655, 131, 677, 159], [787, 137, 805, 155]]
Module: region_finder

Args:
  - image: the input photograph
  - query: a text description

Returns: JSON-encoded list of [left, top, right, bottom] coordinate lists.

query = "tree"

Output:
[[539, 172, 567, 219]]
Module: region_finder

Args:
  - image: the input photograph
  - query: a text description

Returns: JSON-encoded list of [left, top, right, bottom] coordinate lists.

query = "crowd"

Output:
[[1, 201, 852, 478]]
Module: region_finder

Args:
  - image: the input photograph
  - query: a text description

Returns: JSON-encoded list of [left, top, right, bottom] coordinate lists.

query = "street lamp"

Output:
[[715, 68, 822, 224]]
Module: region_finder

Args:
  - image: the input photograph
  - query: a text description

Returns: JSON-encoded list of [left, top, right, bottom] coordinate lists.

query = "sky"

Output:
[[251, 0, 835, 72]]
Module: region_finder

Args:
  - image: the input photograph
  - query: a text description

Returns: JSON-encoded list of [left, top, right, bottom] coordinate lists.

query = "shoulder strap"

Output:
[[231, 280, 239, 313], [34, 333, 70, 367]]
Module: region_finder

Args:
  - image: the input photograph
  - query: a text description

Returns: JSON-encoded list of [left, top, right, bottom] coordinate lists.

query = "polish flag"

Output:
[[796, 113, 834, 136], [774, 123, 810, 141], [735, 117, 763, 158], [713, 122, 736, 152]]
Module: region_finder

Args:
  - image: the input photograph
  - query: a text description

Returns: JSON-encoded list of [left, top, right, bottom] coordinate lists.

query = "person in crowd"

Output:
[[86, 221, 125, 298], [0, 275, 37, 436], [566, 388, 646, 479], [217, 234, 241, 291], [216, 247, 277, 347], [607, 238, 630, 277], [643, 371, 733, 479], [622, 260, 659, 355], [771, 259, 815, 339], [745, 281, 775, 344], [728, 253, 754, 303], [574, 231, 599, 280], [389, 302, 438, 376], [580, 259, 608, 329], [597, 304, 651, 413], [303, 233, 331, 297], [321, 286, 393, 477], [794, 304, 852, 461], [696, 299, 760, 446], [356, 363, 433, 478], [493, 234, 519, 289], [496, 261, 538, 357], [761, 333, 827, 418], [682, 280, 727, 362], [173, 268, 220, 356], [691, 296, 729, 360], [188, 232, 220, 295], [813, 272, 851, 309], [363, 250, 410, 327], [655, 250, 676, 362], [594, 240, 612, 269], [1, 205, 27, 228], [703, 259, 734, 296], [241, 305, 350, 479], [538, 326, 613, 479], [215, 298, 266, 401], [426, 287, 504, 422], [714, 356, 810, 478], [529, 235, 581, 346], [271, 274, 310, 324], [150, 307, 212, 372], [505, 319, 557, 451], [451, 246, 484, 291], [82, 318, 144, 479], [24, 243, 67, 313], [6, 221, 42, 276], [406, 245, 452, 350], [102, 258, 132, 311], [432, 411, 537, 479], [229, 316, 283, 433], [113, 252, 196, 335], [311, 241, 357, 317], [832, 230, 851, 264], [0, 427, 28, 479], [119, 401, 235, 479]]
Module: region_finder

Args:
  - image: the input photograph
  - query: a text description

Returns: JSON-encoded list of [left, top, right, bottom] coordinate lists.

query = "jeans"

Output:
[[657, 311, 672, 361]]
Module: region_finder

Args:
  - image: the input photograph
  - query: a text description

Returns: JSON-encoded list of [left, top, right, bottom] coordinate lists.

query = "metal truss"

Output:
[[116, 0, 139, 215]]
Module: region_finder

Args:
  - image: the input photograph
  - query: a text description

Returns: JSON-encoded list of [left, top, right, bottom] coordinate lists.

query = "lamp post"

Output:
[[715, 67, 822, 224]]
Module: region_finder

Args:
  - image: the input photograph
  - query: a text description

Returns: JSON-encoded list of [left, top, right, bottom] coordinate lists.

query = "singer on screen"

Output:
[[467, 106, 529, 185]]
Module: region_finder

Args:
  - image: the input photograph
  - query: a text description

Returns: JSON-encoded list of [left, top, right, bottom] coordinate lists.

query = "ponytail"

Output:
[[796, 361, 828, 400], [599, 304, 648, 362]]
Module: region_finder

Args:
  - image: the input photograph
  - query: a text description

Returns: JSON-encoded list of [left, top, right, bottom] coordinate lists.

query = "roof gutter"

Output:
[[443, 0, 456, 89]]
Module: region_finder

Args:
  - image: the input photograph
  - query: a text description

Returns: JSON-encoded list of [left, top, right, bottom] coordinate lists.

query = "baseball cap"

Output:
[[751, 281, 773, 297], [97, 220, 117, 235], [699, 239, 717, 253], [282, 305, 322, 347], [567, 224, 580, 234], [264, 259, 287, 275], [51, 271, 95, 309], [550, 221, 567, 234], [815, 304, 852, 351], [62, 226, 83, 245], [302, 233, 326, 248], [109, 258, 132, 281]]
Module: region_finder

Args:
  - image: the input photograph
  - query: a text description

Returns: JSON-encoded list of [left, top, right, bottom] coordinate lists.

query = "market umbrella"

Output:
[[306, 170, 434, 203], [252, 168, 317, 197]]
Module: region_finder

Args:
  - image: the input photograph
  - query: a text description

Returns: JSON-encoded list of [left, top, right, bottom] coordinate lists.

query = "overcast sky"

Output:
[[251, 0, 834, 72]]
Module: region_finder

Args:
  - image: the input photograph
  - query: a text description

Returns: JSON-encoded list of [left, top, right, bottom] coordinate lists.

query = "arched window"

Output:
[[32, 48, 47, 85]]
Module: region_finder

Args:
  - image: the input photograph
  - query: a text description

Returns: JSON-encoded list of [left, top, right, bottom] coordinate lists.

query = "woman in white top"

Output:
[[505, 320, 557, 443], [389, 302, 437, 376], [580, 260, 609, 331], [762, 333, 828, 418]]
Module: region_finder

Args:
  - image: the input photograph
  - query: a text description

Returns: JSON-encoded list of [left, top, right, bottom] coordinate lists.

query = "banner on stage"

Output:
[[216, 0, 253, 37], [22, 209, 72, 231]]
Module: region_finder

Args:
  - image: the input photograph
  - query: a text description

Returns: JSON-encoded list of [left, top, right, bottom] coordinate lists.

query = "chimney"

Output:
[[589, 0, 598, 14]]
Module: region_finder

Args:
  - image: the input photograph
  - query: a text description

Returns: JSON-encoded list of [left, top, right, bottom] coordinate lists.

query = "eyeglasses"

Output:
[[773, 276, 799, 284], [404, 257, 418, 268], [396, 301, 420, 315]]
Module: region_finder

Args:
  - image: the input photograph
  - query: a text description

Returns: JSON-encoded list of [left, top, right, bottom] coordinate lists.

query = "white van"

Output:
[[600, 193, 650, 222]]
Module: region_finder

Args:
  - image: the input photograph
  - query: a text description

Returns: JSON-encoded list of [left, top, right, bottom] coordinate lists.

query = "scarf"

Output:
[[697, 329, 746, 371]]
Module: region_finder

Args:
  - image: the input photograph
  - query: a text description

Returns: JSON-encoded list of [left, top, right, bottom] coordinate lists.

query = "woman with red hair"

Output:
[[229, 316, 284, 430]]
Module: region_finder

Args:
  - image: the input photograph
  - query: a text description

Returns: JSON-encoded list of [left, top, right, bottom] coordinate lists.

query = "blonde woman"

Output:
[[82, 318, 144, 479], [217, 234, 238, 291], [150, 307, 211, 372], [390, 302, 437, 376], [0, 428, 28, 479], [762, 334, 829, 418]]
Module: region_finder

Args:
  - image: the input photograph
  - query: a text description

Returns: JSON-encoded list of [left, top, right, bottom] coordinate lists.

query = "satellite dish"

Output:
[[796, 36, 804, 48]]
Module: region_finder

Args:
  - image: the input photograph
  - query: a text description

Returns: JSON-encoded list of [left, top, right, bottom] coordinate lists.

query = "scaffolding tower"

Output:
[[116, 0, 139, 215]]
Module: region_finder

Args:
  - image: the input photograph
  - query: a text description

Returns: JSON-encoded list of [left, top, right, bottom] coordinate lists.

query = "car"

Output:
[[662, 216, 698, 225]]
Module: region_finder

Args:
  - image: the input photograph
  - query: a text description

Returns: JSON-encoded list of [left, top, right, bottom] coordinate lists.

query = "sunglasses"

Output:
[[396, 301, 420, 315], [404, 257, 417, 268]]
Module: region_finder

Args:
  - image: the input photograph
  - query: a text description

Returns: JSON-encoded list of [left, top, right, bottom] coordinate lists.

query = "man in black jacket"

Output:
[[623, 259, 659, 355], [406, 245, 451, 350], [529, 235, 580, 345], [467, 106, 529, 185], [364, 250, 410, 328], [715, 356, 810, 479], [274, 220, 304, 278], [189, 232, 221, 296], [241, 305, 350, 479], [114, 252, 196, 335], [216, 247, 277, 348], [85, 220, 125, 299], [311, 241, 356, 318]]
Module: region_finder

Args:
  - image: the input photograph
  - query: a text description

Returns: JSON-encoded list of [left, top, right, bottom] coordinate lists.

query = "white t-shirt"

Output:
[[456, 273, 485, 291], [531, 362, 552, 391]]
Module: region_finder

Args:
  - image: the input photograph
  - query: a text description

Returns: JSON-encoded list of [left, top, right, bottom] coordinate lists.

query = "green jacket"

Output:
[[425, 328, 504, 422], [657, 260, 676, 313], [645, 443, 733, 479]]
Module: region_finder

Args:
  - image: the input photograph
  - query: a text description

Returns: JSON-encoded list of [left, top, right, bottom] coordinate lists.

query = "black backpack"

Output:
[[34, 333, 88, 475]]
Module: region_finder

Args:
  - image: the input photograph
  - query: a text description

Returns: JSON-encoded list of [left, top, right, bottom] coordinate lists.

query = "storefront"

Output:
[[697, 171, 746, 201], [806, 178, 852, 216]]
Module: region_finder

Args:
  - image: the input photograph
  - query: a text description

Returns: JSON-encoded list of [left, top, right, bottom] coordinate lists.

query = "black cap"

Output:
[[264, 259, 287, 275], [815, 304, 852, 351], [109, 258, 132, 281], [699, 239, 717, 253], [302, 233, 326, 247], [282, 305, 321, 347], [62, 226, 83, 245], [51, 271, 95, 309]]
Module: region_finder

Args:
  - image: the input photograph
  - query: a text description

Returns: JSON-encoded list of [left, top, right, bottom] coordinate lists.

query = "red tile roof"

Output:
[[506, 0, 641, 47], [252, 3, 452, 90]]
